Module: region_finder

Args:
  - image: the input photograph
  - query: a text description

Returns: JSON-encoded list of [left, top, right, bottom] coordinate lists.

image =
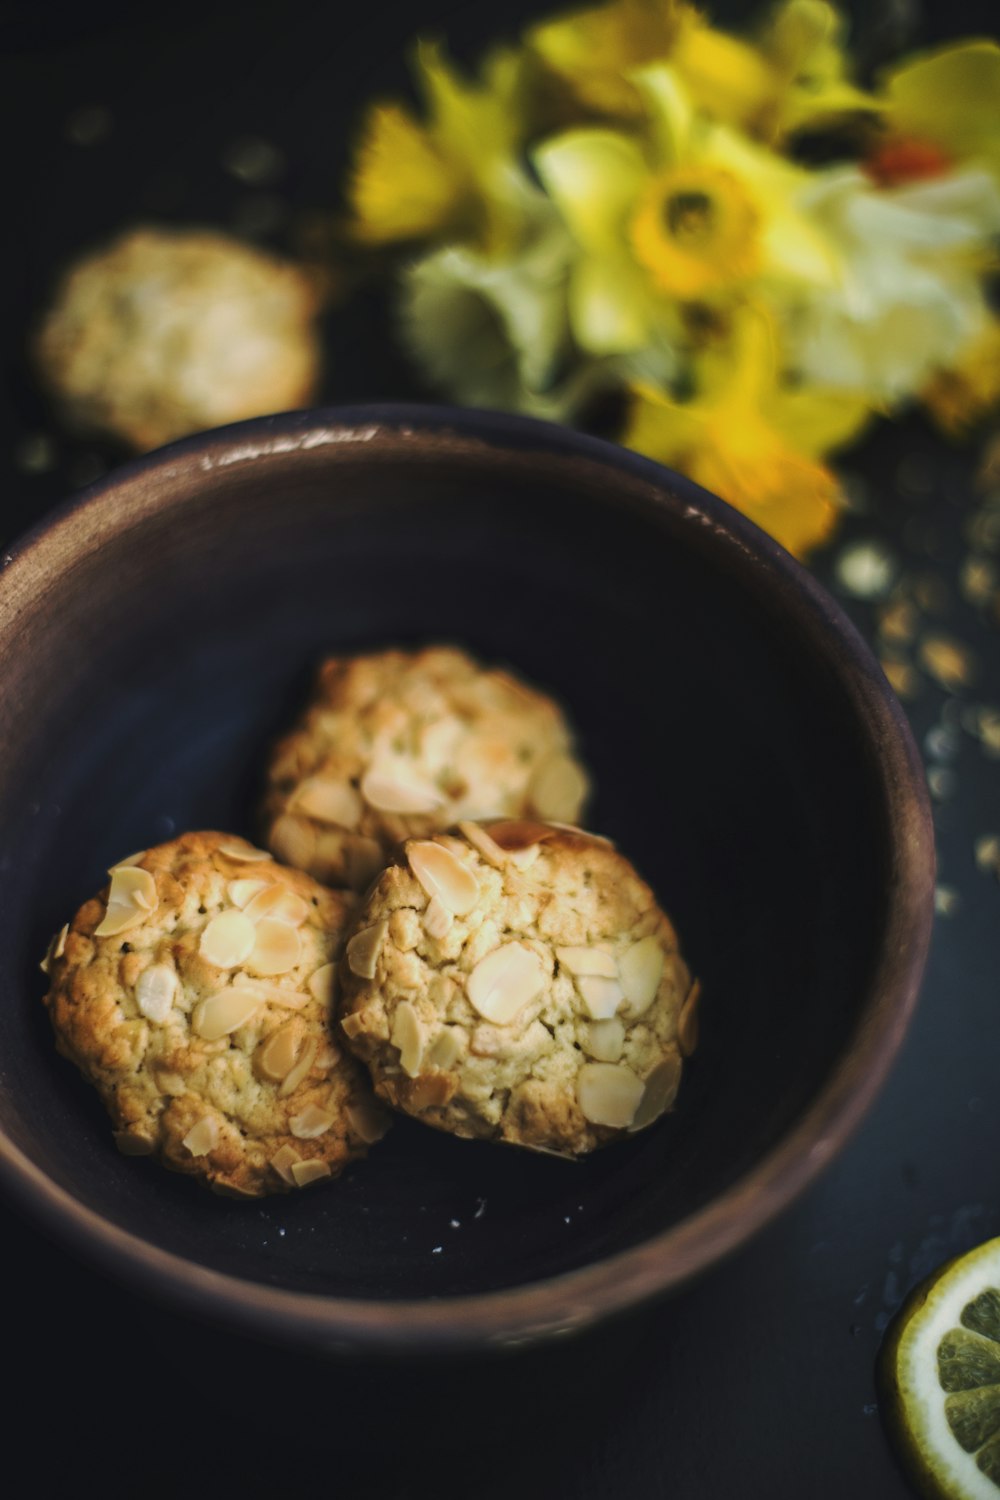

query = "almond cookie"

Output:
[[339, 820, 698, 1157], [40, 832, 389, 1197], [262, 647, 591, 890]]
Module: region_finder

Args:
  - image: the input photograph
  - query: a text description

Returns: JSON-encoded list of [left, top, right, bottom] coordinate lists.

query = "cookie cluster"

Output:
[[41, 647, 698, 1195]]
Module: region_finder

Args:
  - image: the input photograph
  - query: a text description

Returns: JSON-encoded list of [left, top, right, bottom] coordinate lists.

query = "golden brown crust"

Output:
[[339, 820, 695, 1157], [40, 831, 389, 1197], [262, 646, 591, 890]]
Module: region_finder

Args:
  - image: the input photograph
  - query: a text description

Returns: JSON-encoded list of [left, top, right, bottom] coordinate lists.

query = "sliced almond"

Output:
[[292, 777, 363, 829], [619, 936, 665, 1016], [242, 884, 310, 927], [407, 840, 479, 916], [344, 835, 383, 890], [217, 840, 273, 863], [346, 1100, 392, 1144], [576, 975, 625, 1020], [191, 987, 261, 1040], [629, 1054, 682, 1131], [279, 1036, 318, 1097], [678, 979, 701, 1057], [585, 1017, 625, 1062], [199, 910, 256, 969], [109, 850, 146, 872], [182, 1116, 219, 1157], [346, 920, 387, 979], [95, 866, 158, 937], [53, 923, 69, 958], [426, 1028, 461, 1069], [256, 1022, 302, 1082], [135, 963, 178, 1023], [557, 946, 618, 980], [391, 1000, 424, 1077], [268, 815, 316, 870], [271, 1144, 302, 1185], [290, 1104, 336, 1139], [360, 764, 445, 815], [114, 1128, 156, 1156], [466, 942, 546, 1025], [423, 896, 453, 941], [577, 1062, 644, 1128], [152, 1066, 187, 1096], [485, 819, 556, 852], [307, 963, 336, 1004], [340, 1012, 366, 1040], [227, 877, 271, 909], [290, 1159, 332, 1187], [247, 917, 301, 976], [458, 820, 507, 868], [528, 753, 589, 823]]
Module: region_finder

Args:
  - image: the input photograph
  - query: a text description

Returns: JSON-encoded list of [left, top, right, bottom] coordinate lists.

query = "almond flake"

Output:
[[458, 820, 507, 868], [192, 987, 261, 1040], [217, 839, 273, 863], [391, 1000, 424, 1077], [268, 815, 316, 870], [247, 917, 301, 976], [427, 1028, 461, 1069], [109, 850, 146, 872], [153, 1066, 187, 1096], [346, 1101, 392, 1144], [528, 753, 589, 823], [360, 764, 446, 815], [346, 920, 387, 979], [182, 1116, 219, 1157], [557, 946, 618, 980], [577, 1062, 644, 1128], [135, 963, 177, 1023], [585, 1017, 625, 1062], [576, 975, 625, 1020], [466, 942, 545, 1025], [113, 1129, 156, 1156], [307, 963, 336, 1004], [271, 1144, 302, 1184], [290, 1159, 332, 1187], [256, 1022, 302, 1082], [678, 979, 701, 1057], [242, 884, 310, 927], [199, 909, 256, 968], [279, 1036, 317, 1097], [619, 936, 664, 1015], [292, 777, 362, 829], [227, 878, 270, 909], [423, 896, 453, 941], [52, 923, 69, 960], [289, 1104, 336, 1139], [485, 819, 555, 852], [629, 1054, 682, 1131], [95, 866, 158, 937], [407, 840, 479, 915]]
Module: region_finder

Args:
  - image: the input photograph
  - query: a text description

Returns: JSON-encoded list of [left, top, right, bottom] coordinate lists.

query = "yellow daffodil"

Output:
[[755, 0, 875, 139], [778, 166, 1000, 403], [880, 40, 1000, 181], [531, 64, 836, 359], [922, 321, 1000, 436], [349, 42, 535, 253], [622, 309, 869, 556]]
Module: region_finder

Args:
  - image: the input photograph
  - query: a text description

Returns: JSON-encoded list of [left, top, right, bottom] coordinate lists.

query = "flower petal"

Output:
[[533, 129, 647, 256], [569, 255, 653, 353], [349, 103, 466, 244], [883, 40, 1000, 165]]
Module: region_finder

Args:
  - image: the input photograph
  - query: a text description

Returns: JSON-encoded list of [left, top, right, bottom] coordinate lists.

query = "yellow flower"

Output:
[[531, 65, 836, 357], [349, 42, 534, 253], [922, 321, 1000, 436], [755, 0, 876, 139], [880, 41, 1000, 179], [622, 311, 870, 556]]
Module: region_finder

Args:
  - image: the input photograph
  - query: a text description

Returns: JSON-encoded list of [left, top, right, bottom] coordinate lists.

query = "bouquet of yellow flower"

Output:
[[346, 0, 1000, 556]]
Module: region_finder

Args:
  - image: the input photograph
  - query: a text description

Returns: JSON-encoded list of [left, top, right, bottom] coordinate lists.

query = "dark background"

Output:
[[2, 1, 999, 1495]]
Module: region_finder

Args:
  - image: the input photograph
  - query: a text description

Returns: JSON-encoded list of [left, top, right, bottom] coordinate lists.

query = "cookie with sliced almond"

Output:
[[339, 820, 697, 1157], [261, 646, 591, 890], [40, 831, 389, 1196]]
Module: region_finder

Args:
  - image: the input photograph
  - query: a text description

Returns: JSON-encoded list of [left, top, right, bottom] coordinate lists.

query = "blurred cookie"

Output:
[[40, 832, 389, 1197], [262, 646, 590, 890], [34, 227, 322, 451], [339, 820, 698, 1157]]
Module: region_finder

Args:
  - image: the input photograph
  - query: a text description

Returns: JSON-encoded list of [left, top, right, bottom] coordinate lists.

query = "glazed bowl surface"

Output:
[[0, 405, 934, 1355]]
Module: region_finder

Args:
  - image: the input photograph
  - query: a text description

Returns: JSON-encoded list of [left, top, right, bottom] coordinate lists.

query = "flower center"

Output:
[[665, 191, 714, 245], [630, 165, 760, 298]]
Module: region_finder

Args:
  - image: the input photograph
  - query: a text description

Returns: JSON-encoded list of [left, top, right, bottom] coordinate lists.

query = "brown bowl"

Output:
[[0, 405, 934, 1356]]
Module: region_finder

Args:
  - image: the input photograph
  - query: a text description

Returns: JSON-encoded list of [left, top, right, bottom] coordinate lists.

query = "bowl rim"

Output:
[[0, 403, 935, 1356]]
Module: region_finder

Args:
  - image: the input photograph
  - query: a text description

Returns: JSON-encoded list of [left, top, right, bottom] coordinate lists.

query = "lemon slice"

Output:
[[880, 1237, 1000, 1499]]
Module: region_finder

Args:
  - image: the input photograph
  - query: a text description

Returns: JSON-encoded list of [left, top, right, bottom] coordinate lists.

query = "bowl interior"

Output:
[[0, 416, 891, 1303]]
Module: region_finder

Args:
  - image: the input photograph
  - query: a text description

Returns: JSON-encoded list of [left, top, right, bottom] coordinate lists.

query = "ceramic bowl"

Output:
[[0, 405, 934, 1355]]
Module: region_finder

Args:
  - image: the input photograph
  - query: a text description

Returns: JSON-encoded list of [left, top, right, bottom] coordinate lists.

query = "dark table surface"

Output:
[[2, 3, 999, 1496]]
